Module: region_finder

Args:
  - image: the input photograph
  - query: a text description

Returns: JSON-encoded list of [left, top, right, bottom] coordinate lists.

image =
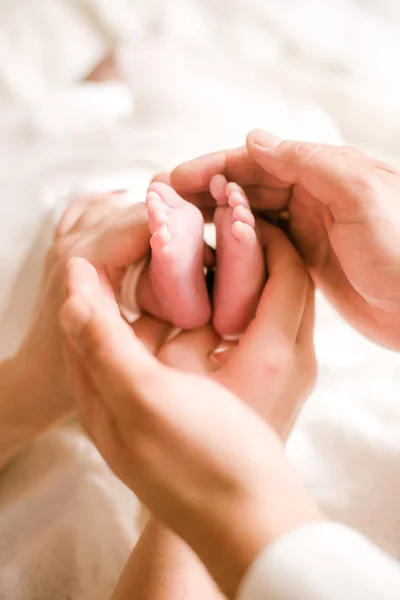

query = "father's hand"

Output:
[[167, 132, 400, 349]]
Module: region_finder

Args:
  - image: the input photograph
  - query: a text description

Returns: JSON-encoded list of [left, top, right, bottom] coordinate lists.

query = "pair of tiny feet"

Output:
[[124, 175, 265, 339]]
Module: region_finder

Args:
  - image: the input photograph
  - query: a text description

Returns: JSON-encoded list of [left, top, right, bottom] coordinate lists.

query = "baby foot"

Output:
[[136, 182, 211, 329], [211, 175, 265, 339]]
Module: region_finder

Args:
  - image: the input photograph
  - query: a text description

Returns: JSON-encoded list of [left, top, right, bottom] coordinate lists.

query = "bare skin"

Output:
[[136, 182, 211, 330], [124, 179, 265, 337], [211, 175, 266, 338]]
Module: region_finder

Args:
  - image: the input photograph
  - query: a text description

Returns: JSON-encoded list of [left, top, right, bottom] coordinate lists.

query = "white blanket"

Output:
[[0, 1, 400, 598]]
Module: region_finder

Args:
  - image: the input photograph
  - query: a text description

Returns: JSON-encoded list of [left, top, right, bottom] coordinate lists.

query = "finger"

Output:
[[131, 315, 171, 355], [64, 336, 125, 476], [247, 129, 395, 222], [63, 337, 99, 436], [171, 187, 289, 213], [65, 256, 118, 312], [71, 191, 131, 231], [90, 202, 151, 267], [170, 146, 286, 196], [61, 258, 167, 413], [171, 147, 250, 191], [297, 277, 316, 348], [55, 193, 107, 239], [158, 326, 219, 374], [170, 149, 290, 213], [55, 191, 130, 239], [241, 223, 309, 348]]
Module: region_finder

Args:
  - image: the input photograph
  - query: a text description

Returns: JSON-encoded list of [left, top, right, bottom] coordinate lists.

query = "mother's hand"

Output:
[[167, 131, 400, 350], [16, 193, 152, 431], [59, 223, 319, 598], [158, 221, 315, 439]]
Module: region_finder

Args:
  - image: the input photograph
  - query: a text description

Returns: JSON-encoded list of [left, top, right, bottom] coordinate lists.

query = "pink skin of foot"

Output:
[[135, 182, 211, 330], [211, 174, 266, 339]]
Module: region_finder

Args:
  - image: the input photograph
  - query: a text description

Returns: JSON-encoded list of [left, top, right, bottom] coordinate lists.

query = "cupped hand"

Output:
[[158, 220, 315, 439], [16, 193, 152, 430], [167, 131, 400, 349], [59, 232, 320, 598]]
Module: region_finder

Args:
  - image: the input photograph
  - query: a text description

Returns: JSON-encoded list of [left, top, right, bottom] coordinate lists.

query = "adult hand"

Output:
[[158, 221, 315, 439], [167, 131, 400, 349], [59, 223, 319, 598], [15, 193, 156, 432], [108, 222, 315, 600]]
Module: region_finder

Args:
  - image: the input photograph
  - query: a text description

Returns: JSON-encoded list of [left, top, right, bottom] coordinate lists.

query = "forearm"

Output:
[[112, 518, 224, 600], [0, 357, 38, 469], [0, 348, 69, 471]]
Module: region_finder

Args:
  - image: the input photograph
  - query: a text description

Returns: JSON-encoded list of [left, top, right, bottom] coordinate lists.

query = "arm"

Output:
[[0, 348, 69, 471], [0, 196, 151, 471], [112, 518, 223, 600], [238, 523, 400, 600], [0, 357, 42, 470], [61, 256, 400, 600], [110, 219, 317, 600]]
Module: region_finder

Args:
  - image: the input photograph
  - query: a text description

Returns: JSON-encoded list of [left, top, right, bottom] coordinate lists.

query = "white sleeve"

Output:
[[0, 0, 140, 103], [237, 522, 400, 600]]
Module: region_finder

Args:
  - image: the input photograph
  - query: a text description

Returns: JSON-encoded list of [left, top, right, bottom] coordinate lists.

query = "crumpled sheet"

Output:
[[1, 1, 400, 598]]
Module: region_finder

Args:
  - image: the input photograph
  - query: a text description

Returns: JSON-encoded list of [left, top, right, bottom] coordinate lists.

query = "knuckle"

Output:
[[294, 142, 322, 164], [78, 316, 112, 370], [277, 140, 295, 154], [342, 144, 361, 156], [46, 239, 71, 268]]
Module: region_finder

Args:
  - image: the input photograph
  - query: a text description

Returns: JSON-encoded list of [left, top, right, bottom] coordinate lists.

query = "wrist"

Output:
[[14, 263, 76, 431], [0, 334, 72, 456], [16, 332, 74, 431], [190, 478, 323, 599]]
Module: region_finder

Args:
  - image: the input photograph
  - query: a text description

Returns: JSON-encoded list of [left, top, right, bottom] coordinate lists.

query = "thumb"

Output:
[[246, 129, 379, 222], [60, 257, 164, 405]]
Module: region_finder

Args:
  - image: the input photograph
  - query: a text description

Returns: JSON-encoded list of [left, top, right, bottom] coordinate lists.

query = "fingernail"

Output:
[[61, 295, 93, 340], [212, 346, 226, 356], [208, 339, 237, 366], [208, 347, 227, 366], [221, 333, 241, 342], [248, 129, 282, 151], [208, 346, 235, 367]]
